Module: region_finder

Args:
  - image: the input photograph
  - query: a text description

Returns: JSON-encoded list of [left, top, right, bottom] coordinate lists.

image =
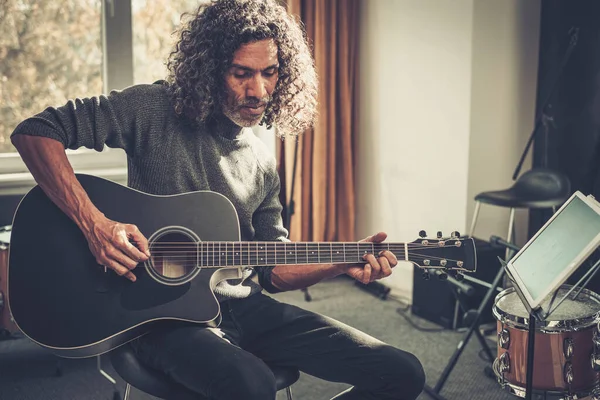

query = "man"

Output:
[[11, 0, 425, 399]]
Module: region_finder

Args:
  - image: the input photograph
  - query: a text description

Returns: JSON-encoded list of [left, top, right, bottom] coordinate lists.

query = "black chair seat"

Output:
[[474, 168, 571, 209], [109, 343, 300, 400]]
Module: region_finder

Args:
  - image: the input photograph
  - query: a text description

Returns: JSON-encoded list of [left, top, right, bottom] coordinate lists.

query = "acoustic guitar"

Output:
[[8, 174, 476, 358]]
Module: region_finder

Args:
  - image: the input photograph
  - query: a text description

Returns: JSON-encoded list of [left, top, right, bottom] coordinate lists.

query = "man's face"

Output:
[[222, 39, 279, 127]]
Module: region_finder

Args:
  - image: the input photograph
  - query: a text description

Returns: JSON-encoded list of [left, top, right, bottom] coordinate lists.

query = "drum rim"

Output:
[[493, 285, 600, 331]]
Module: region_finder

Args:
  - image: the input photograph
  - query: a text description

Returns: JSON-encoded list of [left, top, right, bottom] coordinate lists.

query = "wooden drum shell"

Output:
[[496, 320, 598, 391], [493, 286, 600, 394]]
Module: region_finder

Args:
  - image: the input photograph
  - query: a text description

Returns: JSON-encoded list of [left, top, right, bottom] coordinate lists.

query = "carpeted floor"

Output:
[[0, 276, 516, 400]]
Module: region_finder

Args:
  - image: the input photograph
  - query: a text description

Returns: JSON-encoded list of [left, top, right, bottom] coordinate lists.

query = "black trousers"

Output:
[[132, 292, 425, 400]]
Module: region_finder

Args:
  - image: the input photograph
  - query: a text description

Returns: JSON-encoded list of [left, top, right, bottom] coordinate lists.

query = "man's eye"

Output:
[[263, 69, 277, 77], [234, 72, 250, 78]]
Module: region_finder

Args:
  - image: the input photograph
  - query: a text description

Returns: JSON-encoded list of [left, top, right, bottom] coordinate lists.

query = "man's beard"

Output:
[[222, 96, 271, 127]]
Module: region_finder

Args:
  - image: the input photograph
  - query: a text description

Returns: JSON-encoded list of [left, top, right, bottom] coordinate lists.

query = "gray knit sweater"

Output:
[[11, 83, 288, 300]]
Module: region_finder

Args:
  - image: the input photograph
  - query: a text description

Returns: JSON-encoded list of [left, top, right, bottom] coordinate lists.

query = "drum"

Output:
[[0, 225, 19, 336], [492, 286, 600, 399]]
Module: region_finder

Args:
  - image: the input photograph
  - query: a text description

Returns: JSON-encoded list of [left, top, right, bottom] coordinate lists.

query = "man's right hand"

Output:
[[84, 217, 151, 282], [10, 136, 151, 282]]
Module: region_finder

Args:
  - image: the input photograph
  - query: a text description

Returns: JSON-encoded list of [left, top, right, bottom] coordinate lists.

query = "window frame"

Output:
[[0, 0, 134, 194]]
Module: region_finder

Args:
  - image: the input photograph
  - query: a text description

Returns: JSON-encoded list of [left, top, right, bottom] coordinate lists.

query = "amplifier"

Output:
[[411, 237, 505, 330]]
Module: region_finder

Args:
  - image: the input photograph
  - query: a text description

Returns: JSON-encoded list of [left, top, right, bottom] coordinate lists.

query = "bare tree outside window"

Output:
[[0, 0, 202, 156], [132, 0, 202, 85], [0, 0, 102, 154]]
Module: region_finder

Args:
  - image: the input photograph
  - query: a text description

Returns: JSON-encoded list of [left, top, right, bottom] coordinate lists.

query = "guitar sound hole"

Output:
[[148, 230, 198, 283]]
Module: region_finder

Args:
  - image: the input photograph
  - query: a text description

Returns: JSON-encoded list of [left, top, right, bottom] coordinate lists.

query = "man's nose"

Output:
[[246, 75, 267, 99]]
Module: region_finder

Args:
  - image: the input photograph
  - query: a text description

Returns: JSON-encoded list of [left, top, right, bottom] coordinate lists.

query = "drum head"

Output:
[[494, 285, 600, 330]]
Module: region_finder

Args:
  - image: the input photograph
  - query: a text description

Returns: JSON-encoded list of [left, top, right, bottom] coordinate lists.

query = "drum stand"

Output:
[[423, 262, 506, 400], [498, 241, 600, 400]]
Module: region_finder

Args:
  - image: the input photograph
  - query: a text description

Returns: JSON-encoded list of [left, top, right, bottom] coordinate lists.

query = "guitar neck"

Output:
[[151, 236, 471, 271], [195, 241, 406, 267]]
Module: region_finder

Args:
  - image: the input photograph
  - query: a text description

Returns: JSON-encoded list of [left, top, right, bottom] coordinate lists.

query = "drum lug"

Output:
[[498, 352, 510, 373], [563, 361, 574, 385], [594, 330, 600, 352], [498, 328, 510, 349], [591, 353, 600, 371], [563, 338, 574, 359]]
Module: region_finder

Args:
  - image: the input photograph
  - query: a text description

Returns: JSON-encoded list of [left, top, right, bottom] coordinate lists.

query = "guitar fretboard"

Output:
[[196, 242, 400, 267]]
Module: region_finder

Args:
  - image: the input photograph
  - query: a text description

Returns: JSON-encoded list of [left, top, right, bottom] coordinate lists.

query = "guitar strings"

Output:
[[144, 245, 466, 259], [146, 244, 464, 251], [122, 241, 471, 268], [146, 241, 462, 246], [141, 246, 466, 259], [140, 251, 464, 261], [132, 254, 468, 271]]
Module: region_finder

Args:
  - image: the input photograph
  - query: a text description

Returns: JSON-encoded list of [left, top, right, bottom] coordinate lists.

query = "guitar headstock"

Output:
[[407, 231, 476, 274]]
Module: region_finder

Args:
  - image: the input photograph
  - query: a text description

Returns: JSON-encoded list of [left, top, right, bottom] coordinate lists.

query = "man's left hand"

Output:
[[345, 232, 398, 284]]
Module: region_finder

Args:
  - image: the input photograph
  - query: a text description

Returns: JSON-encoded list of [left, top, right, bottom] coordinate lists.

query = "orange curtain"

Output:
[[279, 0, 359, 242]]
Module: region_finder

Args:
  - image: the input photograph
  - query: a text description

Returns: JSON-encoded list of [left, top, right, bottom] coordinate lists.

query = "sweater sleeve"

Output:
[[252, 161, 289, 294], [10, 84, 167, 155]]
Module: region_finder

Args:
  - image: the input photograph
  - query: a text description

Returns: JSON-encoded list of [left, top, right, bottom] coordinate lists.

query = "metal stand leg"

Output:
[[450, 285, 495, 362], [423, 266, 505, 400], [97, 355, 121, 400], [285, 385, 293, 400], [468, 201, 481, 238], [301, 287, 312, 302], [55, 358, 63, 377], [122, 383, 131, 400], [525, 314, 536, 400], [505, 208, 516, 261], [97, 355, 117, 384]]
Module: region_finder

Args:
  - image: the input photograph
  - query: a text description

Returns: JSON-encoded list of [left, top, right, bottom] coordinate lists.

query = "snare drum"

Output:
[[493, 286, 600, 399], [0, 225, 19, 336]]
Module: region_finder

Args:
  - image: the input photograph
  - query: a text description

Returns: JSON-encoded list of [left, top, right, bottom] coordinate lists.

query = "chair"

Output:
[[468, 168, 571, 258], [106, 343, 300, 400]]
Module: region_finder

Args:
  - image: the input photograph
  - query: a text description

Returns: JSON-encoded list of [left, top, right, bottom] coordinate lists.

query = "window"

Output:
[[0, 0, 206, 192], [132, 0, 202, 85], [0, 0, 103, 156]]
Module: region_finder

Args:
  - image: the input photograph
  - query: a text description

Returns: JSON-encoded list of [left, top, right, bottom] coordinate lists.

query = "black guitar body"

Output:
[[9, 174, 477, 358], [9, 174, 242, 358]]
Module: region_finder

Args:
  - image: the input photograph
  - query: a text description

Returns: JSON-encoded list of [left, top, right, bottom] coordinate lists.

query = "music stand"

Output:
[[501, 191, 600, 400], [421, 267, 504, 400]]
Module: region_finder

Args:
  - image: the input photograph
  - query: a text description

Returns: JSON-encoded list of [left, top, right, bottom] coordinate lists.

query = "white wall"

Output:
[[356, 0, 540, 299], [467, 1, 540, 246]]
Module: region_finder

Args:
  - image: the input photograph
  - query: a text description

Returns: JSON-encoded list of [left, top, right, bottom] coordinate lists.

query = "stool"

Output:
[[468, 168, 571, 259], [107, 343, 300, 400]]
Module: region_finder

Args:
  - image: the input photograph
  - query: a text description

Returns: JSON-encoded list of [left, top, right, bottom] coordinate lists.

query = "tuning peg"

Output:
[[419, 230, 427, 238], [437, 231, 443, 239], [455, 273, 465, 281], [451, 231, 461, 239], [437, 271, 448, 281], [422, 270, 430, 280]]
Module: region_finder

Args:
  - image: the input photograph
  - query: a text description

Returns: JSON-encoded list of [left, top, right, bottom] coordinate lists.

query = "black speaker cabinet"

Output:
[[411, 237, 505, 330]]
